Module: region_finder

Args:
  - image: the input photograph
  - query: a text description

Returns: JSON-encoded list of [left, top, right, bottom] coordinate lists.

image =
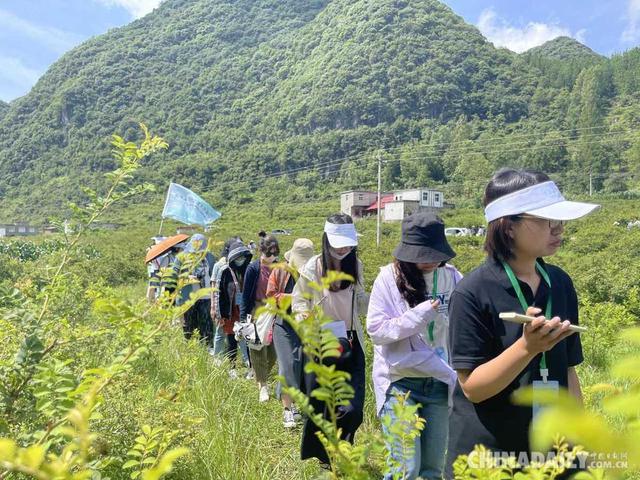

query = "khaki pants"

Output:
[[249, 343, 277, 383]]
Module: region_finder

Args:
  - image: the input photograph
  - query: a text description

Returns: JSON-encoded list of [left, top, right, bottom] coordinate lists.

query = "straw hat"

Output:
[[284, 238, 315, 272]]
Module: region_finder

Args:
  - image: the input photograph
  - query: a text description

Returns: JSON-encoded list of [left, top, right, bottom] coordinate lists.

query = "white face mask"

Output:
[[233, 257, 246, 268], [329, 247, 352, 261]]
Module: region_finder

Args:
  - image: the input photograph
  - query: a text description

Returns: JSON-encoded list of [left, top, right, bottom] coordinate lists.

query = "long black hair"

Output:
[[321, 213, 358, 291], [483, 168, 550, 261], [394, 259, 428, 308]]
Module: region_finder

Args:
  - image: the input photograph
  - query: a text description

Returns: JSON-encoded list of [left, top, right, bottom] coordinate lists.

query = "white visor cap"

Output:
[[324, 221, 358, 248], [484, 181, 600, 223]]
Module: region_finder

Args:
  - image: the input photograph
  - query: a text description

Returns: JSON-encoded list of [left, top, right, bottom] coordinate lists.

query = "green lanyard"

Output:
[[427, 269, 438, 342], [501, 261, 552, 382]]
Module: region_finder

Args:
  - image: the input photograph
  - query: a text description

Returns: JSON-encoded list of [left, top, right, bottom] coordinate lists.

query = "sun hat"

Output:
[[324, 221, 358, 248], [284, 238, 315, 272], [393, 212, 456, 264], [484, 180, 600, 223]]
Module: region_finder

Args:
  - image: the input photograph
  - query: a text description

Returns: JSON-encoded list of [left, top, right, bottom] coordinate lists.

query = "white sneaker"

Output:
[[291, 405, 302, 421], [245, 369, 255, 380], [229, 369, 238, 379], [283, 409, 296, 428], [259, 386, 269, 403]]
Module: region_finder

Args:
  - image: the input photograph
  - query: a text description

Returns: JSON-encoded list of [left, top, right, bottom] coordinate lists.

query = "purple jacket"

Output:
[[366, 263, 461, 415]]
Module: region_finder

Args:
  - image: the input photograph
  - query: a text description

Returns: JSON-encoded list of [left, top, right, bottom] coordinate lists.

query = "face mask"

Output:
[[329, 247, 352, 261], [233, 258, 246, 268]]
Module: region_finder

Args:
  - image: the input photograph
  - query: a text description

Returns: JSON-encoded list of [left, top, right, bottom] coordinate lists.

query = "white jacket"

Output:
[[291, 254, 369, 345]]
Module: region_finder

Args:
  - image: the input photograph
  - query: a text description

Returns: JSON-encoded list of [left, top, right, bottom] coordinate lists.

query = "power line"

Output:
[[200, 122, 636, 190], [265, 123, 628, 178], [197, 130, 639, 199]]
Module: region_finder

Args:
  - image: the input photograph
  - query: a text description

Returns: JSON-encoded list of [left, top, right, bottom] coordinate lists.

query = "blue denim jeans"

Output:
[[212, 322, 226, 355], [381, 377, 449, 480]]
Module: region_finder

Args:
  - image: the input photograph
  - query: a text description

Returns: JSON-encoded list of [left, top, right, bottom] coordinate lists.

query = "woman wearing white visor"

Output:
[[445, 168, 599, 476], [292, 213, 368, 467]]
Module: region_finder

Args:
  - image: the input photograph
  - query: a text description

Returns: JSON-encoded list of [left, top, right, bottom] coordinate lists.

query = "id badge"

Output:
[[532, 380, 559, 419]]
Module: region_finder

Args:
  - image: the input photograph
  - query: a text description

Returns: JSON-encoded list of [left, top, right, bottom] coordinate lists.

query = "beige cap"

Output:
[[284, 238, 315, 272]]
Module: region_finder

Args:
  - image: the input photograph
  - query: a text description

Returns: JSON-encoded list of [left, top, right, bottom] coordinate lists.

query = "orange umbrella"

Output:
[[145, 234, 189, 263]]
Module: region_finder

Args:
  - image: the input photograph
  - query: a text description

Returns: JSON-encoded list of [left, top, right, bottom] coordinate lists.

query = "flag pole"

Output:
[[159, 181, 173, 236]]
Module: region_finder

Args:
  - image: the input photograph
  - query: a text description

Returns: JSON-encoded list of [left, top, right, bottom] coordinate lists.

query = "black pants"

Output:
[[183, 299, 212, 344], [301, 333, 366, 464]]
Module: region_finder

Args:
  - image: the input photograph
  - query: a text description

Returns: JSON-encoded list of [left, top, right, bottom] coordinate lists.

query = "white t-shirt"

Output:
[[422, 266, 456, 363]]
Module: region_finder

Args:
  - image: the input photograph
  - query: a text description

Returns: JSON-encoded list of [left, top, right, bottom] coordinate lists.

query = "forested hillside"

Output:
[[526, 36, 603, 62], [2, 0, 640, 221], [0, 101, 8, 122]]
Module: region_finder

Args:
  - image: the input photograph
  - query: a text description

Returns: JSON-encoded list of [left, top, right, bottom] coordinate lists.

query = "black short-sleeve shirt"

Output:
[[445, 257, 583, 473]]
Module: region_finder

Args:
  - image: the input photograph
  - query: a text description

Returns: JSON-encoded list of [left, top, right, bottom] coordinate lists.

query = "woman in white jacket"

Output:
[[291, 213, 368, 467], [367, 213, 460, 480]]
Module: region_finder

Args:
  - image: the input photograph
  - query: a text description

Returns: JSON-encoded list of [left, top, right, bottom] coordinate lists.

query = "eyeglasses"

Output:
[[515, 215, 566, 230]]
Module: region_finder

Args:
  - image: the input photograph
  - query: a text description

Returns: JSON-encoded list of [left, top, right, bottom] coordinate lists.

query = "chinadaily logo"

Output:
[[467, 450, 629, 470]]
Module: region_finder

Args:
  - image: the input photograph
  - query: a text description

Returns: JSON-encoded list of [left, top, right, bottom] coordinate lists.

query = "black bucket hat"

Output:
[[393, 212, 456, 264]]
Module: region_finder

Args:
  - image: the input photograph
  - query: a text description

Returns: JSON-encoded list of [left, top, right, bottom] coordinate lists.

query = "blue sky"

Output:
[[1, 0, 639, 103]]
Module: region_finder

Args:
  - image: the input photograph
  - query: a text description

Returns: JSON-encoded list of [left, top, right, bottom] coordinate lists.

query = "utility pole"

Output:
[[589, 169, 593, 197], [376, 152, 382, 248]]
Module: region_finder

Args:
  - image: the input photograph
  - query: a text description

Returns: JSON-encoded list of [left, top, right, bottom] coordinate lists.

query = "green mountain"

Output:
[[525, 36, 603, 62], [0, 0, 539, 219], [1, 0, 640, 221], [0, 101, 8, 121], [521, 36, 605, 90]]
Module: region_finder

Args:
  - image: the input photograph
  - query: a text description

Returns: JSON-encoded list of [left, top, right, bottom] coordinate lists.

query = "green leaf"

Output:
[[0, 439, 17, 462], [122, 459, 139, 469], [19, 444, 45, 469]]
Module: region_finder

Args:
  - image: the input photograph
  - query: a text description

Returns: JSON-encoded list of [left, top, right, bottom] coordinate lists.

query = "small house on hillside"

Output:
[[340, 187, 446, 221], [340, 190, 381, 219], [0, 223, 39, 238]]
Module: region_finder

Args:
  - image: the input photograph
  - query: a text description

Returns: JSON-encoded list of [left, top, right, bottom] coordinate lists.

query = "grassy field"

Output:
[[1, 197, 639, 479]]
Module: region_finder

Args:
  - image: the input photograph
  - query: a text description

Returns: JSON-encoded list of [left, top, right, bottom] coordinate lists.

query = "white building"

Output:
[[341, 187, 445, 221], [383, 188, 445, 221], [383, 200, 418, 221], [391, 188, 444, 208], [0, 223, 39, 237]]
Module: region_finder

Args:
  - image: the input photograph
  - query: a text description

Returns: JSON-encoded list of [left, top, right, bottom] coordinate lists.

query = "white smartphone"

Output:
[[499, 312, 587, 333]]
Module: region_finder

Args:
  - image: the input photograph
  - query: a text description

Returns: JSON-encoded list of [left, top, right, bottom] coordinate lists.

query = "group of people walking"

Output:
[[147, 167, 599, 479]]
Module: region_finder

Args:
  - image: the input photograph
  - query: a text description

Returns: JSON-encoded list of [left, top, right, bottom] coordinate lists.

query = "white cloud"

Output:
[[576, 29, 588, 44], [477, 8, 586, 53], [621, 0, 640, 43], [94, 0, 163, 19], [0, 9, 83, 54], [0, 54, 43, 101]]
